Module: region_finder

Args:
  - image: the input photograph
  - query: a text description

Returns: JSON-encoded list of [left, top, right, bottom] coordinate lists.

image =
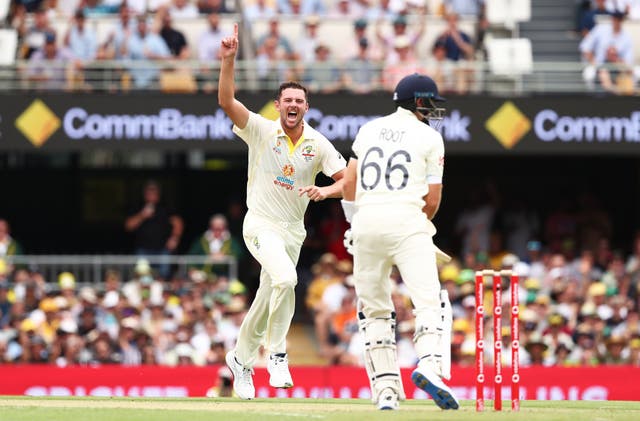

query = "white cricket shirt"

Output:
[[351, 107, 444, 210], [233, 112, 346, 223]]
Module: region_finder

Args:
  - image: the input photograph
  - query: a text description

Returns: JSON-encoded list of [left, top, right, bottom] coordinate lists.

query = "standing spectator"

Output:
[[158, 7, 191, 58], [197, 12, 227, 92], [169, 0, 199, 18], [431, 13, 474, 93], [218, 24, 346, 399], [578, 0, 610, 37], [376, 13, 425, 66], [98, 4, 136, 60], [381, 35, 426, 91], [124, 180, 184, 280], [188, 214, 245, 278]]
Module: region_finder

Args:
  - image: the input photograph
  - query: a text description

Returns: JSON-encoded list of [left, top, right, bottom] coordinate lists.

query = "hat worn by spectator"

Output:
[[102, 290, 120, 308], [502, 253, 519, 267], [39, 297, 58, 313], [305, 15, 320, 26], [393, 35, 411, 49], [587, 282, 607, 297], [524, 277, 541, 290], [393, 15, 407, 26], [439, 263, 460, 283], [58, 272, 76, 290], [355, 18, 367, 29], [79, 286, 97, 303], [457, 269, 475, 285], [525, 332, 549, 352]]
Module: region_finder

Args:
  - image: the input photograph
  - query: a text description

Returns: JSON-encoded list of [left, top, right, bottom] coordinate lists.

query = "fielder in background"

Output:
[[341, 73, 458, 410], [218, 23, 347, 400]]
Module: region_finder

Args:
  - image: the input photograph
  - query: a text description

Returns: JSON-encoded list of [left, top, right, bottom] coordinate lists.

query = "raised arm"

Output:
[[218, 23, 250, 129]]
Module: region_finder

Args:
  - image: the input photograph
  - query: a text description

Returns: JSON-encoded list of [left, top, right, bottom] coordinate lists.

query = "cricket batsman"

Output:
[[341, 73, 459, 410]]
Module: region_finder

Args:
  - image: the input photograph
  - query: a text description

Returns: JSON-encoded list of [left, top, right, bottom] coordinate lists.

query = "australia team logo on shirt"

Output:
[[274, 164, 296, 190], [273, 138, 283, 155], [301, 145, 315, 162]]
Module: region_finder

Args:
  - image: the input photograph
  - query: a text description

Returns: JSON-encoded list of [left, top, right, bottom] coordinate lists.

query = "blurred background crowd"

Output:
[[1, 0, 639, 94], [2, 176, 640, 369]]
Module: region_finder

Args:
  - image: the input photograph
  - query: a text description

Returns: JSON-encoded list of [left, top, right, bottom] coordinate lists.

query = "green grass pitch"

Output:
[[1, 397, 639, 421]]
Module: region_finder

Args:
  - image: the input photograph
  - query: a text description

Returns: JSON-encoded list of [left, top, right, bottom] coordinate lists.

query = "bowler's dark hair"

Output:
[[276, 81, 309, 102]]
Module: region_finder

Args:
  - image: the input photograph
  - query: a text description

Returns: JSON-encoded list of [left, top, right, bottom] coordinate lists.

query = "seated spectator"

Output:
[[188, 214, 244, 278], [579, 11, 634, 90], [596, 45, 636, 95], [197, 0, 230, 14], [327, 0, 365, 19], [26, 32, 80, 90], [122, 15, 173, 88], [295, 15, 321, 64], [578, 0, 610, 37], [158, 7, 191, 58], [64, 9, 98, 62], [256, 17, 295, 60], [16, 6, 53, 59], [256, 33, 300, 85], [98, 4, 136, 60], [302, 43, 344, 93], [0, 218, 23, 262], [278, 0, 326, 16], [243, 0, 277, 22], [443, 0, 484, 17], [376, 13, 425, 66], [81, 0, 122, 16], [169, 0, 199, 18], [381, 35, 426, 91], [340, 18, 382, 61]]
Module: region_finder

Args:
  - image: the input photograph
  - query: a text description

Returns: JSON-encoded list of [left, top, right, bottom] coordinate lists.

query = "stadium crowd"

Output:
[[3, 0, 638, 94], [2, 184, 640, 369]]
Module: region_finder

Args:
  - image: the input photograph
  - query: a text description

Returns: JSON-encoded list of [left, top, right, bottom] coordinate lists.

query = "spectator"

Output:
[[256, 17, 295, 60], [381, 35, 426, 91], [342, 36, 380, 93], [366, 0, 400, 21], [255, 34, 298, 85], [596, 45, 636, 94], [98, 4, 136, 60], [580, 11, 634, 90], [376, 13, 425, 66], [295, 14, 321, 63], [578, 0, 610, 37], [63, 9, 98, 61], [443, 0, 484, 17], [158, 7, 191, 58], [327, 0, 365, 19], [278, 0, 326, 16], [302, 43, 343, 93], [26, 31, 80, 90], [124, 180, 184, 279], [197, 0, 230, 14], [81, 0, 122, 16], [188, 213, 245, 278], [16, 6, 53, 59], [169, 0, 199, 18], [432, 12, 474, 93], [15, 0, 45, 13], [0, 218, 23, 262], [243, 0, 277, 22]]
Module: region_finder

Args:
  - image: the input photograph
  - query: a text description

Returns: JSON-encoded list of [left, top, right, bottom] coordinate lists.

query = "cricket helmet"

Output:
[[393, 73, 446, 121]]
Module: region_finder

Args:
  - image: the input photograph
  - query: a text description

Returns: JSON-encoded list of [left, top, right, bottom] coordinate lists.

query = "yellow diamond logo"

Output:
[[258, 101, 279, 121], [485, 101, 531, 149], [15, 99, 60, 147]]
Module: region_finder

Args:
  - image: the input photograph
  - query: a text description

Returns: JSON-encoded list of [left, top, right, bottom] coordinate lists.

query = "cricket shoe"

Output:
[[377, 388, 399, 410], [225, 351, 255, 400], [411, 366, 459, 410], [267, 353, 293, 388]]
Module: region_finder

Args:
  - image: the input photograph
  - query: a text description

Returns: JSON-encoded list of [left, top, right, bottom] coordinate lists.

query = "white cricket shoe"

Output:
[[377, 388, 399, 410], [411, 365, 459, 410], [225, 351, 255, 400], [267, 353, 293, 388]]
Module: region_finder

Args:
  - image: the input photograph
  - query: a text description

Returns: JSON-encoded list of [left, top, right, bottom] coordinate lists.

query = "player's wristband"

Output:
[[341, 200, 355, 223]]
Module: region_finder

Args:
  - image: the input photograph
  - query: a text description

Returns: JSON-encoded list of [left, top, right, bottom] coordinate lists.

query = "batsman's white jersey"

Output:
[[232, 111, 345, 366], [351, 106, 444, 317]]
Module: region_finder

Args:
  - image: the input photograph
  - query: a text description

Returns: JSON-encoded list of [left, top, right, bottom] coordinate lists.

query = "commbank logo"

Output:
[[15, 99, 60, 147], [485, 101, 531, 149]]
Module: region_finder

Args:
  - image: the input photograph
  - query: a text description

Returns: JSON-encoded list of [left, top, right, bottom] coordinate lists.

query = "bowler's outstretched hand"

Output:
[[220, 23, 239, 58]]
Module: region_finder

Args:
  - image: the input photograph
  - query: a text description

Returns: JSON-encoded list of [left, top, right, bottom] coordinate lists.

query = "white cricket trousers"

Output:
[[352, 206, 441, 319], [234, 210, 306, 367]]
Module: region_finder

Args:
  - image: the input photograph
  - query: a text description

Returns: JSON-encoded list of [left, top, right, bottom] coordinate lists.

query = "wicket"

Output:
[[474, 269, 520, 412]]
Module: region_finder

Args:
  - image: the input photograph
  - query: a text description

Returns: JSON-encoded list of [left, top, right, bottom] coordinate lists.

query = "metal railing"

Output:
[[1, 58, 637, 95], [3, 255, 238, 286]]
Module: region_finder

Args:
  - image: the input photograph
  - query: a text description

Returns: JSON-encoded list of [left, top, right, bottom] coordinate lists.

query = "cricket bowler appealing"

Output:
[[341, 73, 458, 410], [218, 24, 346, 400]]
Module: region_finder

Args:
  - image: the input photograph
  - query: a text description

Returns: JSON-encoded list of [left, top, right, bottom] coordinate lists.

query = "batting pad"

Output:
[[358, 312, 406, 402], [414, 292, 452, 380]]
